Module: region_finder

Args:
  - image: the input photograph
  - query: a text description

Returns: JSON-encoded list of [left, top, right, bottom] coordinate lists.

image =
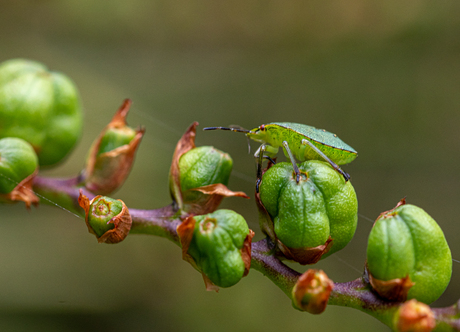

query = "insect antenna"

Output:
[[203, 126, 251, 134]]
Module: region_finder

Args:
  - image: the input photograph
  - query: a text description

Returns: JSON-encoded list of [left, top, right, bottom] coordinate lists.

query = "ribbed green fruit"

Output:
[[259, 160, 358, 257], [367, 204, 452, 304], [187, 209, 249, 288]]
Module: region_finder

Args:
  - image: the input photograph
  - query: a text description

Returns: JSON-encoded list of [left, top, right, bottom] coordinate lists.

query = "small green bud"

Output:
[[366, 200, 452, 304], [84, 99, 144, 195], [78, 190, 132, 244], [0, 59, 83, 166], [393, 299, 435, 332], [258, 160, 358, 264], [170, 122, 248, 215], [0, 137, 38, 194], [292, 269, 334, 314], [87, 196, 122, 237], [177, 209, 253, 289]]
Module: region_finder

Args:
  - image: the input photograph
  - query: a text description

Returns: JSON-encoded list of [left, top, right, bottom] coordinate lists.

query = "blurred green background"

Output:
[[1, 1, 460, 331]]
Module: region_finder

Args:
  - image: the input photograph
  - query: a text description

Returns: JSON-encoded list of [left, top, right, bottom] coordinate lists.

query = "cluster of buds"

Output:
[[0, 59, 82, 166], [257, 160, 358, 264], [366, 199, 452, 304]]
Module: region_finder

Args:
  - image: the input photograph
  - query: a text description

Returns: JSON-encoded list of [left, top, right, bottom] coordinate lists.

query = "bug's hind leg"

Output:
[[281, 141, 301, 184], [254, 144, 278, 193], [301, 139, 351, 181]]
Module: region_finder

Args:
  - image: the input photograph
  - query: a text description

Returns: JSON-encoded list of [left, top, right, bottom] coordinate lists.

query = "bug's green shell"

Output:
[[248, 122, 357, 165], [187, 209, 249, 288], [260, 160, 358, 256], [367, 204, 452, 304], [0, 59, 83, 166], [0, 137, 38, 194]]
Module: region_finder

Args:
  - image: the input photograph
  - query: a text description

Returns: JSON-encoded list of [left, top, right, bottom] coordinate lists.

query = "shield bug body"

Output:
[[203, 122, 357, 191]]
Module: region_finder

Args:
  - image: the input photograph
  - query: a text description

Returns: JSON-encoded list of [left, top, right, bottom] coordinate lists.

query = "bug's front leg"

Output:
[[301, 139, 351, 181], [281, 141, 301, 184], [254, 144, 278, 192]]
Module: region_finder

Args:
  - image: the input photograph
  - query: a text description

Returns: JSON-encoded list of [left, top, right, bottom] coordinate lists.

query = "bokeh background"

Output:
[[1, 1, 460, 331]]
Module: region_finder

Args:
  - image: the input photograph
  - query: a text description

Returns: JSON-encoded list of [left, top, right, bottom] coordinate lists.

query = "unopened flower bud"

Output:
[[83, 99, 144, 195], [0, 59, 83, 166], [177, 209, 254, 290], [367, 199, 452, 304], [292, 269, 334, 314], [394, 299, 435, 332], [78, 190, 132, 244], [258, 160, 357, 264], [0, 137, 39, 207], [170, 122, 248, 215]]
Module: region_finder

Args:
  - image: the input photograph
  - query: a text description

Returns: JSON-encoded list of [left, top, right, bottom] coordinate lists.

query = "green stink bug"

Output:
[[203, 122, 357, 191]]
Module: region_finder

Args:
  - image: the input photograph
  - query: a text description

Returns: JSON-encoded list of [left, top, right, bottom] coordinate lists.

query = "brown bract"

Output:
[[0, 169, 39, 208], [78, 189, 132, 244], [376, 197, 406, 222], [366, 263, 415, 302], [169, 122, 249, 215], [84, 99, 145, 195], [278, 237, 333, 265], [256, 189, 333, 265], [395, 299, 435, 332], [241, 229, 255, 277], [177, 216, 219, 291], [292, 269, 334, 314]]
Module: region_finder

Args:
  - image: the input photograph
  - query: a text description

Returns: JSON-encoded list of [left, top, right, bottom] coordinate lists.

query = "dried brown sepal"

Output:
[[367, 263, 415, 302], [85, 99, 145, 195], [177, 215, 198, 267], [202, 273, 220, 292], [241, 229, 255, 277], [186, 183, 249, 215], [177, 216, 220, 292], [376, 197, 406, 222], [169, 122, 198, 209], [292, 269, 334, 314], [78, 189, 132, 244], [278, 236, 333, 265], [395, 299, 435, 332], [255, 190, 277, 241], [0, 169, 39, 208], [85, 129, 145, 195]]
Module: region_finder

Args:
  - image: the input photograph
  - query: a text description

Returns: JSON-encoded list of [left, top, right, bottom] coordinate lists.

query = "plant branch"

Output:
[[31, 175, 460, 331]]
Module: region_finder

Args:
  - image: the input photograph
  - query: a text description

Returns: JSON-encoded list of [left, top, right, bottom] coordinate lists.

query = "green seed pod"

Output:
[[179, 146, 232, 201], [0, 59, 83, 166], [78, 191, 132, 244], [0, 137, 38, 194], [259, 160, 358, 264], [366, 201, 452, 304], [177, 209, 253, 289], [169, 122, 248, 215]]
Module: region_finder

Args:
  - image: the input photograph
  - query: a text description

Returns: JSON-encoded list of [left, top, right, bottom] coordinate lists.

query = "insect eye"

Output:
[[259, 124, 265, 131]]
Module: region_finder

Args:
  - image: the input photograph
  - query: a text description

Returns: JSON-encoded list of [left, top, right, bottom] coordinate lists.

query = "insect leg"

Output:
[[254, 144, 278, 192], [301, 139, 351, 181], [282, 141, 301, 184]]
